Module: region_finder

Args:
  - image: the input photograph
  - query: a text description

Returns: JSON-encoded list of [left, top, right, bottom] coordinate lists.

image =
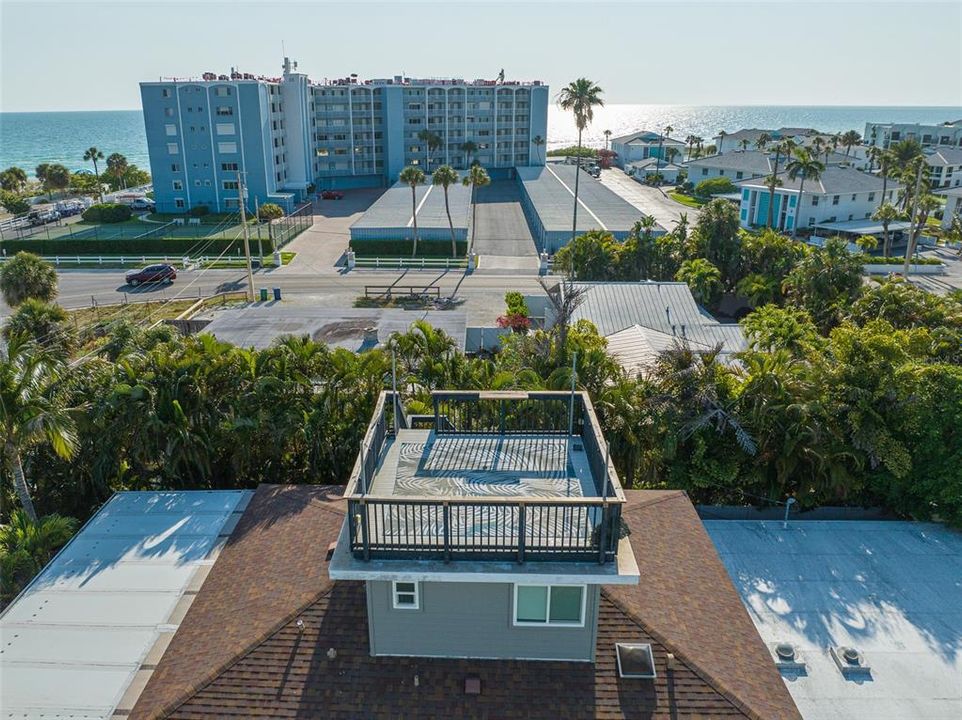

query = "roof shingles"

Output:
[[131, 486, 800, 720]]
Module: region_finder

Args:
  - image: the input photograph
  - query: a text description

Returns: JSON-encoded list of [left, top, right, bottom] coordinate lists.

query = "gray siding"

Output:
[[367, 581, 598, 661]]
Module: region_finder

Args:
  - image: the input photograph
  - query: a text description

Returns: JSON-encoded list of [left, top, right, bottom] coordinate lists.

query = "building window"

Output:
[[162, 88, 171, 98], [719, 169, 725, 176], [851, 194, 857, 201], [832, 195, 840, 205], [175, 198, 185, 208], [513, 584, 585, 627], [216, 106, 233, 116], [222, 180, 239, 190], [164, 107, 174, 117], [215, 86, 231, 97], [216, 123, 236, 136], [221, 162, 239, 172], [736, 171, 743, 179], [701, 168, 708, 176], [172, 180, 183, 190], [165, 124, 177, 136], [217, 142, 238, 154], [812, 196, 819, 206], [392, 581, 419, 609], [170, 163, 180, 172], [167, 143, 178, 155]]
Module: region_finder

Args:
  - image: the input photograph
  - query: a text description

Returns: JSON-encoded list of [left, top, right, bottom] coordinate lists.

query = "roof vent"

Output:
[[615, 643, 656, 679], [771, 642, 805, 671], [831, 646, 871, 678]]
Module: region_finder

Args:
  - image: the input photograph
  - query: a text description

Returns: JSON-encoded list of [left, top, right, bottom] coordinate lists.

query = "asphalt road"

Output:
[[14, 267, 549, 326], [598, 168, 699, 231]]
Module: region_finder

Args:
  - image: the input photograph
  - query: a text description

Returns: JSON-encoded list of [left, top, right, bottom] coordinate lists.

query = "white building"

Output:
[[938, 186, 962, 230], [713, 127, 818, 154], [684, 149, 860, 188], [610, 130, 686, 168], [924, 147, 962, 189], [625, 157, 682, 184], [865, 120, 962, 150], [736, 166, 898, 232]]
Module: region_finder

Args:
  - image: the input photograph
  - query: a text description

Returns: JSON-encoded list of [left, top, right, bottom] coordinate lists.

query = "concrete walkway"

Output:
[[598, 168, 699, 231]]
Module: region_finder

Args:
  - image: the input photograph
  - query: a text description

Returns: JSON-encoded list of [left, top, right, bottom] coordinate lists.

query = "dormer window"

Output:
[[513, 584, 585, 627]]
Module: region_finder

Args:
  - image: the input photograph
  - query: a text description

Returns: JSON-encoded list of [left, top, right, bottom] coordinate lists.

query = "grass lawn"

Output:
[[144, 212, 240, 224], [203, 252, 296, 269], [68, 298, 199, 327], [669, 192, 708, 208]]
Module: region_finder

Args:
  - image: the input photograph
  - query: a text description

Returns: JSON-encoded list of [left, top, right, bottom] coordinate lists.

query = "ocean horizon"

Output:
[[2, 104, 960, 177]]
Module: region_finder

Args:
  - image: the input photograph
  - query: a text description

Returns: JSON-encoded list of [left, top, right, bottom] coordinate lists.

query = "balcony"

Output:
[[343, 391, 626, 565]]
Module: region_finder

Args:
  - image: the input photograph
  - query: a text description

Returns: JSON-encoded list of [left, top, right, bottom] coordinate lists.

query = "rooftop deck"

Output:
[[343, 391, 626, 565]]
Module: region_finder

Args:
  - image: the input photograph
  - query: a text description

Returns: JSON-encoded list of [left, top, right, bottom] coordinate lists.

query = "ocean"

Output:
[[2, 106, 960, 176]]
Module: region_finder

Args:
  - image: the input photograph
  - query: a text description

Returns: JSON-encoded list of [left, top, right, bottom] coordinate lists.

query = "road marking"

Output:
[[544, 165, 607, 231], [408, 185, 434, 228]]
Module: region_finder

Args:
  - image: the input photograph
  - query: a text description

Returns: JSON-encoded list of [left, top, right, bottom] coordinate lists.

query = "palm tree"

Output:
[[399, 166, 425, 257], [603, 129, 612, 152], [656, 124, 673, 178], [460, 140, 478, 168], [35, 164, 51, 199], [739, 139, 750, 151], [717, 130, 727, 153], [106, 153, 129, 190], [462, 164, 491, 253], [417, 130, 442, 171], [557, 78, 604, 242], [904, 193, 941, 275], [0, 166, 28, 193], [685, 135, 697, 161], [83, 146, 105, 202], [755, 133, 771, 151], [664, 147, 679, 166], [871, 202, 900, 258], [784, 149, 825, 237], [0, 337, 79, 522], [876, 149, 895, 204], [1, 510, 78, 603], [840, 130, 861, 156], [530, 136, 544, 165], [432, 164, 461, 258], [765, 140, 794, 228]]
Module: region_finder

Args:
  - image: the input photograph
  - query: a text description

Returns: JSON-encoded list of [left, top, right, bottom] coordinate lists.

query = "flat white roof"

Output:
[[704, 520, 962, 720], [0, 490, 251, 719]]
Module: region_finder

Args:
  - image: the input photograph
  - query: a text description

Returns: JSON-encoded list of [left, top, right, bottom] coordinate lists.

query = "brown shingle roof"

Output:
[[131, 486, 800, 720]]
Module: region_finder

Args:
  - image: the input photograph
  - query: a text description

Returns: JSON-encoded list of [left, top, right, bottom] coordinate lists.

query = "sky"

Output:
[[1, 0, 961, 112]]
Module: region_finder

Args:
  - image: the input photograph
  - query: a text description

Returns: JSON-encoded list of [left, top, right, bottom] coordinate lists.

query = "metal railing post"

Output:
[[518, 502, 526, 564], [598, 501, 609, 565], [360, 500, 371, 562], [443, 501, 451, 563]]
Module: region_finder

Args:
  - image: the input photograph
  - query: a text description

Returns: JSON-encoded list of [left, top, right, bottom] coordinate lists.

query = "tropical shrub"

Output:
[[82, 203, 132, 223], [694, 177, 736, 197], [0, 190, 30, 214], [0, 252, 58, 306], [189, 204, 210, 218], [257, 203, 284, 221]]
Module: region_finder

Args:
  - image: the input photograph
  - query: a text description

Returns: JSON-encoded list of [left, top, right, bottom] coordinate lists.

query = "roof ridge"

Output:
[[600, 589, 764, 720], [620, 489, 688, 514], [157, 585, 337, 719]]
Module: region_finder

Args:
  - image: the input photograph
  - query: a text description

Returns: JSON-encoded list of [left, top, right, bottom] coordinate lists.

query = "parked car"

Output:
[[130, 198, 156, 211], [55, 200, 85, 217], [27, 209, 61, 226], [125, 264, 176, 286], [586, 164, 601, 178], [321, 190, 344, 200]]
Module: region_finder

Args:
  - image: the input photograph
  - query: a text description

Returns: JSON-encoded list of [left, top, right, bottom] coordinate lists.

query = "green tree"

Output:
[[691, 198, 742, 286], [0, 166, 28, 193], [782, 238, 864, 330], [35, 163, 51, 199], [872, 202, 902, 258], [840, 130, 861, 155], [717, 130, 727, 153], [257, 202, 284, 221], [417, 130, 442, 170], [105, 153, 129, 190], [1, 511, 78, 604], [460, 140, 478, 168], [755, 132, 771, 151], [552, 230, 619, 280], [432, 164, 461, 258], [82, 147, 105, 202], [43, 163, 71, 200], [676, 258, 722, 306], [557, 78, 604, 242], [69, 171, 100, 197], [3, 299, 75, 355], [741, 305, 821, 355], [0, 338, 79, 521], [399, 165, 425, 256], [784, 148, 825, 237], [765, 140, 795, 228], [462, 164, 491, 253], [655, 124, 673, 178], [0, 252, 58, 307], [0, 189, 30, 214]]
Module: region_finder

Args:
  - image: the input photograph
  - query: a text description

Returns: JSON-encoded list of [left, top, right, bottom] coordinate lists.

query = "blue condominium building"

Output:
[[141, 59, 549, 214]]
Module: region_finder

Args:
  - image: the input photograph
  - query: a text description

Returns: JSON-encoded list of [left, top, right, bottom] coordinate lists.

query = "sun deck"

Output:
[[342, 391, 627, 565]]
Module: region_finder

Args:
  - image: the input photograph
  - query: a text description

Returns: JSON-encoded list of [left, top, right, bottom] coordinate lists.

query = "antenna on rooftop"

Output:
[[567, 352, 578, 461]]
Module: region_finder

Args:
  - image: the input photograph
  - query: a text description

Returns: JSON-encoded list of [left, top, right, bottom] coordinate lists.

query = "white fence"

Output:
[[352, 256, 467, 270]]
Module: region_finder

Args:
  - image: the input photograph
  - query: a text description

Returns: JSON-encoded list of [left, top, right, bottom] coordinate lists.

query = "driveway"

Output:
[[283, 188, 385, 273], [599, 168, 698, 232], [909, 246, 962, 295], [470, 181, 538, 257]]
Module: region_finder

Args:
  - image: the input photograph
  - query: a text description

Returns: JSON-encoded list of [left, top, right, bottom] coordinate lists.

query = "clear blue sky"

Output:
[[2, 1, 960, 111]]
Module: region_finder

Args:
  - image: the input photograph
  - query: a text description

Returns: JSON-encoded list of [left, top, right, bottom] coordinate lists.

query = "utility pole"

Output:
[[254, 197, 264, 263], [902, 158, 924, 278], [237, 171, 255, 301]]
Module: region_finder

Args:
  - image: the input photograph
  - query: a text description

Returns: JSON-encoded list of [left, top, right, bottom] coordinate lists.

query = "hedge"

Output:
[[350, 238, 467, 257], [82, 203, 132, 223], [1, 236, 275, 257], [860, 254, 943, 266]]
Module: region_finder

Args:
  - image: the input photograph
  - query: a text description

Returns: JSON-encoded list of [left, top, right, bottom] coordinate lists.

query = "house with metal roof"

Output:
[[610, 130, 686, 168], [685, 150, 862, 189], [735, 166, 901, 232]]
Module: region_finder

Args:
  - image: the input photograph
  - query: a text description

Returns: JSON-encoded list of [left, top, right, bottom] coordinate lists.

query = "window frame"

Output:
[[513, 584, 586, 628], [391, 580, 420, 610]]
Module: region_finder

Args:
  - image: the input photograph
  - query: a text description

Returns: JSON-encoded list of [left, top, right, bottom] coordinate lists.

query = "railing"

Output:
[[344, 390, 625, 564], [353, 256, 467, 270]]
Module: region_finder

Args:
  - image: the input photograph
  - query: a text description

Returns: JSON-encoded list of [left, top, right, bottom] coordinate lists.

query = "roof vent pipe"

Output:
[[665, 305, 671, 323], [783, 497, 797, 528]]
